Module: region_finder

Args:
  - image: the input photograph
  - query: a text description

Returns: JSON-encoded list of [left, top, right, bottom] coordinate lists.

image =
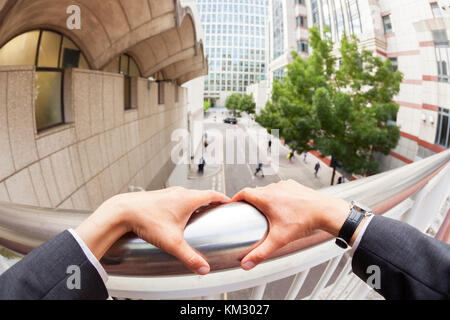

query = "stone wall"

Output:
[[0, 66, 187, 211]]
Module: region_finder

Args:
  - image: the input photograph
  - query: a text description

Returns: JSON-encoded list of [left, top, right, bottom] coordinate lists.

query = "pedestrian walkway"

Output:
[[167, 113, 348, 192], [242, 114, 345, 190]]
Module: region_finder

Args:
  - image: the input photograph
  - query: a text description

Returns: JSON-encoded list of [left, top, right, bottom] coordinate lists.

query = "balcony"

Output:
[[0, 150, 449, 300]]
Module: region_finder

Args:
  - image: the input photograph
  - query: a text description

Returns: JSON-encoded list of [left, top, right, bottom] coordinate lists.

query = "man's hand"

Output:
[[76, 187, 230, 275], [232, 180, 351, 271]]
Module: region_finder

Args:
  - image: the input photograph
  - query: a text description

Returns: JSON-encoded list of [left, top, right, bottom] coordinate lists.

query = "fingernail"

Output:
[[197, 266, 210, 275], [243, 261, 256, 270]]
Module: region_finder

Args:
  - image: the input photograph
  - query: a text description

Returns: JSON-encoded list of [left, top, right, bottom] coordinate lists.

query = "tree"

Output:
[[240, 94, 256, 115], [225, 93, 241, 116], [257, 26, 403, 183], [203, 100, 211, 112]]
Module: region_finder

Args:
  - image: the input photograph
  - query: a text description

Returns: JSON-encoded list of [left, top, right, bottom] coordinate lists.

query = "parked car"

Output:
[[224, 117, 238, 124]]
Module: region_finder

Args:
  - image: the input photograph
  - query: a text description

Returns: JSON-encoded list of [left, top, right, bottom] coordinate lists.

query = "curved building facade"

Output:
[[0, 0, 207, 210], [197, 0, 269, 106]]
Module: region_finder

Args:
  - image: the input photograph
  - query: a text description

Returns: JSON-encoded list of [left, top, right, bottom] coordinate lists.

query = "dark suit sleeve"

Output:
[[0, 230, 109, 300], [352, 215, 450, 300]]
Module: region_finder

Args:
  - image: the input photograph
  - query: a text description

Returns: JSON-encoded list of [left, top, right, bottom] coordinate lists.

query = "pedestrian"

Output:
[[303, 152, 308, 163], [337, 176, 345, 184], [288, 151, 295, 163], [268, 139, 272, 154], [204, 140, 209, 149], [314, 162, 321, 177], [198, 157, 206, 173], [254, 163, 265, 178]]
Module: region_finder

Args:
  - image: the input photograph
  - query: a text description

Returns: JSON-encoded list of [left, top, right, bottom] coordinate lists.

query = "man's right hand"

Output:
[[232, 180, 351, 271]]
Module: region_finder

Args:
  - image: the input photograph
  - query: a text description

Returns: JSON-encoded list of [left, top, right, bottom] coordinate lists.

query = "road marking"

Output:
[[247, 164, 256, 180], [222, 164, 227, 196]]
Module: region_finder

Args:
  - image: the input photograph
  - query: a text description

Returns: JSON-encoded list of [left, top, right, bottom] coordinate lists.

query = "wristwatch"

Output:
[[335, 201, 373, 249]]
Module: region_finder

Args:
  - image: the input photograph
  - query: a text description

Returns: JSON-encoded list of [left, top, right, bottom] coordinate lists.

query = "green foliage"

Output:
[[240, 94, 256, 115], [225, 93, 256, 116], [257, 25, 403, 176], [225, 93, 241, 116], [203, 100, 211, 112]]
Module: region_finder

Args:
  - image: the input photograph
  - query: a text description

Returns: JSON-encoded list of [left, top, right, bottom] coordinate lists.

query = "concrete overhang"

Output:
[[0, 0, 208, 83]]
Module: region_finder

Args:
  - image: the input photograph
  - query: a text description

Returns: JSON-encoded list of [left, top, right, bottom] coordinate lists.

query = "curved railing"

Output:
[[0, 150, 449, 299]]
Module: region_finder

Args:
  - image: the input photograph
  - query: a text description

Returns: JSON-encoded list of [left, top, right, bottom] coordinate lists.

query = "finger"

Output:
[[189, 190, 231, 211], [232, 188, 266, 213], [240, 233, 281, 271], [231, 188, 257, 203], [165, 238, 211, 275]]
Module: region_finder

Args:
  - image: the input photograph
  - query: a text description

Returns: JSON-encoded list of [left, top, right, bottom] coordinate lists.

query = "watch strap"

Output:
[[335, 206, 365, 249]]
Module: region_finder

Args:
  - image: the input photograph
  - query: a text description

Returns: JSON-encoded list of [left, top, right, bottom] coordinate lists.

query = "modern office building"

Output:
[[0, 0, 207, 210], [197, 0, 269, 107], [261, 0, 450, 173]]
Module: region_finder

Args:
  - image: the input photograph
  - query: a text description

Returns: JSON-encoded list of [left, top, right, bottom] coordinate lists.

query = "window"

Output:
[[346, 0, 362, 35], [104, 53, 141, 110], [120, 54, 140, 110], [273, 67, 285, 81], [433, 30, 449, 46], [311, 0, 321, 32], [297, 40, 309, 53], [382, 15, 393, 34], [434, 30, 450, 82], [321, 0, 333, 36], [431, 2, 443, 17], [296, 16, 308, 28], [296, 0, 305, 5], [436, 108, 449, 148], [158, 82, 165, 105], [389, 58, 398, 72], [0, 30, 89, 131], [273, 0, 284, 59], [333, 0, 347, 40]]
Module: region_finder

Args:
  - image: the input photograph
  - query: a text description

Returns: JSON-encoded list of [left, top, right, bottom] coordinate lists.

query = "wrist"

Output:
[[318, 198, 351, 238], [76, 195, 132, 260]]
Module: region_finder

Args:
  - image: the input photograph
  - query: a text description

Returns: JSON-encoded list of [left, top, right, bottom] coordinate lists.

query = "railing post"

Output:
[[309, 255, 342, 300], [250, 284, 267, 300], [284, 269, 310, 300]]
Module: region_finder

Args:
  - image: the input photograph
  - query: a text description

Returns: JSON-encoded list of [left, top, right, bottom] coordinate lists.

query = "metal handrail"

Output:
[[0, 150, 449, 276]]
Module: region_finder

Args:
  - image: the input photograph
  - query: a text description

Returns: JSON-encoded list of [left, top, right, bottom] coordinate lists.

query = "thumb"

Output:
[[241, 233, 281, 271], [167, 238, 210, 275]]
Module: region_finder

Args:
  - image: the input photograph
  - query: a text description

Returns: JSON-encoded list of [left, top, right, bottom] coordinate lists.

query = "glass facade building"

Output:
[[197, 0, 269, 104]]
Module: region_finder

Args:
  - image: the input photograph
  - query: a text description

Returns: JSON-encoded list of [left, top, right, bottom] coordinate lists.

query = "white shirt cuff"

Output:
[[350, 215, 375, 256], [68, 229, 109, 284]]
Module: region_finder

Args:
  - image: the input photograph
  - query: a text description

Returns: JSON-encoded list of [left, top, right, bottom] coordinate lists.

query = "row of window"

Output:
[[205, 49, 266, 62], [205, 35, 266, 49], [319, 0, 362, 41], [208, 72, 265, 80], [202, 13, 266, 25], [197, 0, 267, 15], [204, 24, 265, 36], [0, 30, 173, 132]]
